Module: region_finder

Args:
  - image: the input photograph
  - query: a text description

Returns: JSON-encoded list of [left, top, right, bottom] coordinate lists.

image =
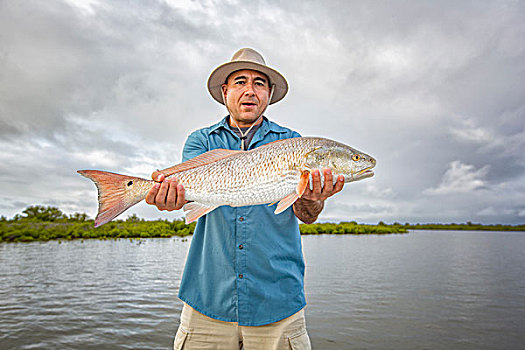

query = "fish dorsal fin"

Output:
[[152, 149, 241, 179], [183, 202, 218, 224]]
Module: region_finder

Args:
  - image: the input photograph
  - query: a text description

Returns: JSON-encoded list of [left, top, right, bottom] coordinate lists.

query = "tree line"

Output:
[[0, 206, 195, 243], [1, 206, 523, 243]]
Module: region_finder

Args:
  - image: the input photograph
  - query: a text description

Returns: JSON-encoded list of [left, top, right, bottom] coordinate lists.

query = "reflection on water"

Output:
[[1, 231, 524, 349]]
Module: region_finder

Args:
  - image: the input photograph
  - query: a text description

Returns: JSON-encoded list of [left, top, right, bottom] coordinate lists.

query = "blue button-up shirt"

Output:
[[178, 116, 306, 326]]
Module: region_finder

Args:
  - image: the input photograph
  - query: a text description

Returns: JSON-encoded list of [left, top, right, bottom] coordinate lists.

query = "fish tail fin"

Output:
[[77, 170, 153, 227]]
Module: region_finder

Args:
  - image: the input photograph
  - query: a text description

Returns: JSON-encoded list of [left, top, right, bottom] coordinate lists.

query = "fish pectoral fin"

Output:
[[296, 170, 310, 197], [183, 202, 218, 224], [274, 193, 300, 214], [153, 149, 242, 179], [274, 170, 310, 214]]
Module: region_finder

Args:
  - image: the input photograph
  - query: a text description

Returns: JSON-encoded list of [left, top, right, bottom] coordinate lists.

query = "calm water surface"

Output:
[[1, 231, 524, 349]]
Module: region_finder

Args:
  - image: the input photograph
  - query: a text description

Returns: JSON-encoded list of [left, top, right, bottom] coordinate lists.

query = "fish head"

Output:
[[304, 144, 376, 183]]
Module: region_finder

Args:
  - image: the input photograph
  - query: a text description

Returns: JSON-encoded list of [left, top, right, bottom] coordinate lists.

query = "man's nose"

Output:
[[243, 82, 255, 96]]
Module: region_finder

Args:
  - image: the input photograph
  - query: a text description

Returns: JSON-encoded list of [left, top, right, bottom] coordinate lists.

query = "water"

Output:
[[303, 231, 525, 349], [1, 231, 524, 349]]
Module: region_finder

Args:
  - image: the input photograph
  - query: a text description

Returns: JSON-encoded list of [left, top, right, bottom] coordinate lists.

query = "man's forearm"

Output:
[[293, 198, 324, 224]]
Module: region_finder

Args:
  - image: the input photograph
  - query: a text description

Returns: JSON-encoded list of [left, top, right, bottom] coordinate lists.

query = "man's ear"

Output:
[[220, 84, 228, 105]]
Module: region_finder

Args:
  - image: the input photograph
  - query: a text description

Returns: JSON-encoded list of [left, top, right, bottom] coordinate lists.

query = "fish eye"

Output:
[[352, 154, 361, 161]]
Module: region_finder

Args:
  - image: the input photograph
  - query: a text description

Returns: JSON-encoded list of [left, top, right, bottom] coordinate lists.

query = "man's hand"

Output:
[[293, 168, 344, 224], [301, 168, 344, 201], [145, 174, 187, 211]]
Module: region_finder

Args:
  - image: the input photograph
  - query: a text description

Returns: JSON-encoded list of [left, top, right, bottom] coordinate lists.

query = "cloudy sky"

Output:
[[1, 0, 524, 224]]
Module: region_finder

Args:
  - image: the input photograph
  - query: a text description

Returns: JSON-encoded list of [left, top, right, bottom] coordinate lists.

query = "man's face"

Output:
[[222, 70, 271, 127]]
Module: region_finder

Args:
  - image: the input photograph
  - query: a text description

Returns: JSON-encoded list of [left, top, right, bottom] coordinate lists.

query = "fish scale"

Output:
[[175, 144, 300, 206], [78, 137, 376, 226]]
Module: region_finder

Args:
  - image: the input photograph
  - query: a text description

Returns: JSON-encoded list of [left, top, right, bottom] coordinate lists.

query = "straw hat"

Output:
[[207, 48, 288, 105]]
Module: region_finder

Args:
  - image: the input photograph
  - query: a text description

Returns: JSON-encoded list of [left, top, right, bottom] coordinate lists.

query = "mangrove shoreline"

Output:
[[1, 206, 523, 243]]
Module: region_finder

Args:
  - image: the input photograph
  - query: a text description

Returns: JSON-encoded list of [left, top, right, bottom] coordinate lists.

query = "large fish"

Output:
[[78, 137, 376, 227]]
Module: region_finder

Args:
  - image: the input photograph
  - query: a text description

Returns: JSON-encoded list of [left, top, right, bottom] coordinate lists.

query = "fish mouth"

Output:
[[358, 168, 374, 176], [347, 168, 375, 182]]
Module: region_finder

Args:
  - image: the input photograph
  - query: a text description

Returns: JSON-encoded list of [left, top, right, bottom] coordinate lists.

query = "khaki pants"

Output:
[[174, 303, 311, 350]]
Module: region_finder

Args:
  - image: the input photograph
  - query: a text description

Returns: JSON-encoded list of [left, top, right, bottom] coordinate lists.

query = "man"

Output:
[[146, 48, 344, 349]]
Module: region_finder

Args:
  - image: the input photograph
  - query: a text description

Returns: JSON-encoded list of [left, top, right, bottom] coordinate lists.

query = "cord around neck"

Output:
[[221, 84, 275, 150], [229, 115, 261, 150]]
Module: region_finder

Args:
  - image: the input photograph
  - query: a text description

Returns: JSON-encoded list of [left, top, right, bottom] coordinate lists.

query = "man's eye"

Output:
[[235, 81, 245, 85], [255, 82, 265, 87]]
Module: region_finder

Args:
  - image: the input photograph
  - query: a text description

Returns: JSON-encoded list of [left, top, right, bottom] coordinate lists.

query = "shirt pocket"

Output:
[[173, 326, 189, 350], [288, 330, 311, 350]]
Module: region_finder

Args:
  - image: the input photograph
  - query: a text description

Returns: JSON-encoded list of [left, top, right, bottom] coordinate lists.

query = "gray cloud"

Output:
[[0, 0, 524, 224]]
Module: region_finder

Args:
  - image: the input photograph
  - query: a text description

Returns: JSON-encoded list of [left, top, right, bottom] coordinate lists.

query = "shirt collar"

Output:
[[208, 116, 288, 136]]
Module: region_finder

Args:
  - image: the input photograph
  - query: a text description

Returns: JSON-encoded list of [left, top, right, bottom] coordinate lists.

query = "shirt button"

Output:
[[239, 274, 243, 279], [239, 244, 243, 250], [239, 217, 244, 222]]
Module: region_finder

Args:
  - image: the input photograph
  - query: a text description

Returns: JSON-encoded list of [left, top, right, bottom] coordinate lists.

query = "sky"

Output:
[[1, 0, 524, 224]]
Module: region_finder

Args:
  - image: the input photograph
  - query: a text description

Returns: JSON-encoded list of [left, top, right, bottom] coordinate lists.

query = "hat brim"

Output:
[[207, 61, 288, 105]]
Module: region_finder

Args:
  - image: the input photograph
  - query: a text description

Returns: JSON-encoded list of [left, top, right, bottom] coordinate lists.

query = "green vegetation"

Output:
[[1, 206, 523, 243], [1, 206, 195, 243], [300, 221, 407, 235], [403, 222, 525, 231]]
